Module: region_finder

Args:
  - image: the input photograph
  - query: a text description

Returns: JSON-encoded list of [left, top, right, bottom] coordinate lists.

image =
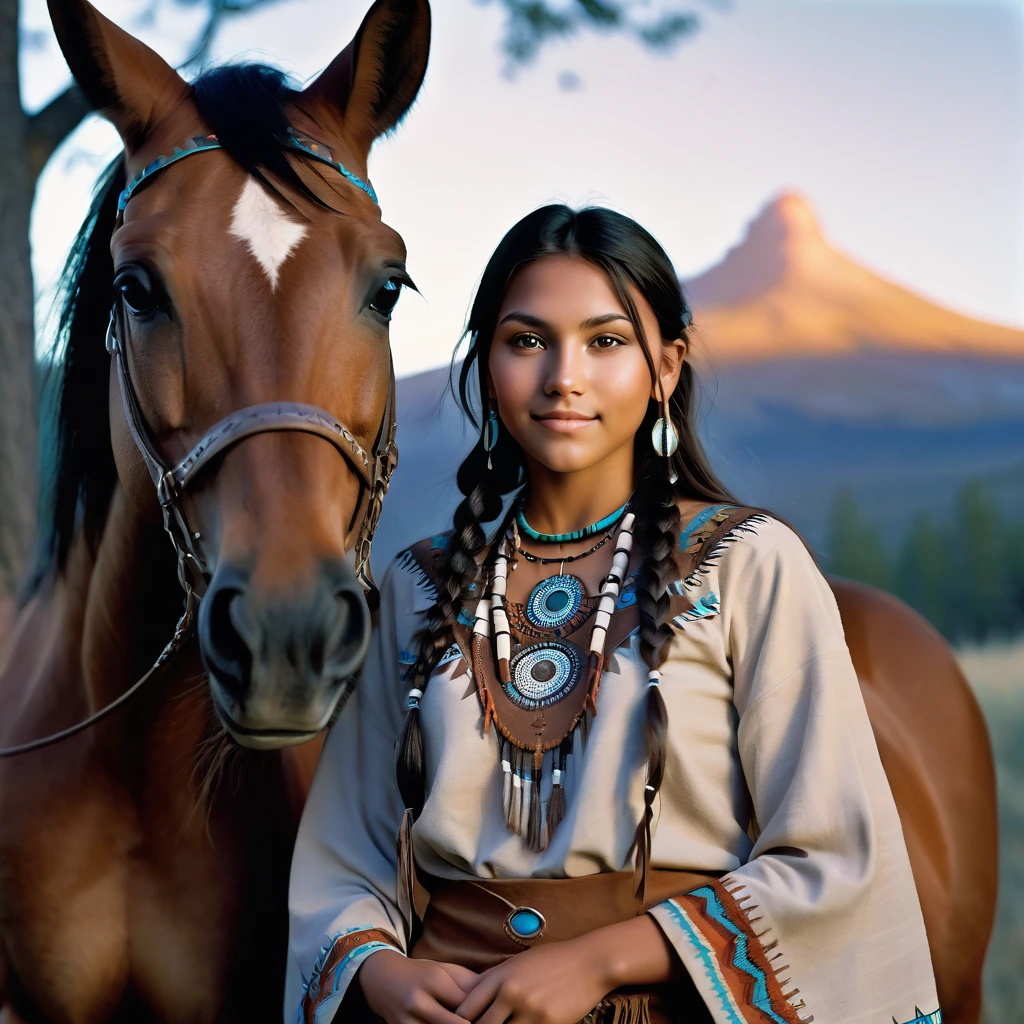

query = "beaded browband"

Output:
[[116, 127, 379, 214]]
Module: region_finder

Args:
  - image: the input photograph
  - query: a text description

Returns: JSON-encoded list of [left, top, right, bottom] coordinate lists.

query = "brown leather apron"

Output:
[[407, 869, 719, 1024]]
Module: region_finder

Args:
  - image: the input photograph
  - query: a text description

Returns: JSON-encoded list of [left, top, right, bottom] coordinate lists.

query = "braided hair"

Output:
[[398, 206, 739, 855]]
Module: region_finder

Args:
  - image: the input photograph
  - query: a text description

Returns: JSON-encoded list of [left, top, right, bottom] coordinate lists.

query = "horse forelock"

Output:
[[29, 61, 335, 598]]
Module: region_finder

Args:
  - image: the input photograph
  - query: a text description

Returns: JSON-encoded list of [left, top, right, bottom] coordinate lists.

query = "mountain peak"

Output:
[[746, 191, 824, 252], [685, 190, 827, 309], [684, 191, 1024, 362]]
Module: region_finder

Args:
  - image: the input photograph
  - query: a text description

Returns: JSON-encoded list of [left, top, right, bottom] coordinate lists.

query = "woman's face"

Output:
[[487, 254, 685, 478]]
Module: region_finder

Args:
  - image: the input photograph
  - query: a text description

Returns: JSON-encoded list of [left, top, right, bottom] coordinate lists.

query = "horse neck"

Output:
[[80, 485, 191, 716]]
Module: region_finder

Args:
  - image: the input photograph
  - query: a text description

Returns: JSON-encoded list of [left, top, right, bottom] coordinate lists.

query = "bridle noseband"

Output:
[[0, 130, 397, 758]]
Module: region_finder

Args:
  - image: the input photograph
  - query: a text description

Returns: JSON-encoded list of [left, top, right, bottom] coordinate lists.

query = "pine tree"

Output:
[[826, 488, 891, 590], [894, 512, 951, 637], [950, 479, 1009, 642]]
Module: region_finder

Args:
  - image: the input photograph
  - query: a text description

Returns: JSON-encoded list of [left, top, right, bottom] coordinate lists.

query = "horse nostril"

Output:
[[331, 583, 371, 677], [199, 581, 253, 698]]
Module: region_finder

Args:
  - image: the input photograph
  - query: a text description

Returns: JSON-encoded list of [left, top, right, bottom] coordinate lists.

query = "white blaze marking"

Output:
[[229, 177, 307, 289]]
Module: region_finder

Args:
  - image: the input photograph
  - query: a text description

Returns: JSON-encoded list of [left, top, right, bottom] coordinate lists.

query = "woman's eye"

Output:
[[114, 267, 162, 319], [591, 334, 624, 349], [369, 278, 403, 320], [512, 333, 544, 350]]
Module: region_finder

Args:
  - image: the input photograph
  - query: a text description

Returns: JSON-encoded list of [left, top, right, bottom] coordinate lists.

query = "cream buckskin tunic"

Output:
[[286, 511, 940, 1024]]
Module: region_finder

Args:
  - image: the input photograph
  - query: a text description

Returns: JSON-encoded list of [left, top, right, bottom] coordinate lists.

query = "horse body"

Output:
[[0, 491, 321, 1022], [835, 580, 998, 1024]]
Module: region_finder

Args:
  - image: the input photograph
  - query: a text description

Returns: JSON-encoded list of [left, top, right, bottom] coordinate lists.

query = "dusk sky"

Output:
[[21, 0, 1024, 374]]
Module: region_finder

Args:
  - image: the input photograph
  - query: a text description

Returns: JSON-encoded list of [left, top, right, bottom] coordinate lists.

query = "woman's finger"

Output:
[[473, 994, 513, 1024], [425, 966, 476, 1010], [413, 999, 473, 1024], [438, 961, 479, 993], [455, 972, 503, 1020]]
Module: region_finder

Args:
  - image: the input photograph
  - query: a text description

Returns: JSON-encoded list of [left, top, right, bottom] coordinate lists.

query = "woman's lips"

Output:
[[532, 412, 598, 433]]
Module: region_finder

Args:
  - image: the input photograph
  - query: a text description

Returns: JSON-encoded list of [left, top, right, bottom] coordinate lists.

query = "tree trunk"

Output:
[[0, 0, 38, 596]]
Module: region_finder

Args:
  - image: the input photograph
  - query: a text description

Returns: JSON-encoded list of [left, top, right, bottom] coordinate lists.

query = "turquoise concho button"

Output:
[[505, 906, 546, 944]]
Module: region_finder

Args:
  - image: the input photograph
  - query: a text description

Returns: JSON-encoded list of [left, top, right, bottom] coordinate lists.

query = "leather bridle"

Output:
[[0, 132, 398, 757], [105, 304, 398, 609]]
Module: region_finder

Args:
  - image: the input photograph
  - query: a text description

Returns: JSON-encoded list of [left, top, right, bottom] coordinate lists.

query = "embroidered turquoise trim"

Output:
[[658, 899, 747, 1024], [678, 504, 736, 552], [897, 1010, 942, 1024], [672, 591, 720, 628], [687, 886, 792, 1024], [438, 642, 462, 666], [299, 926, 398, 1024]]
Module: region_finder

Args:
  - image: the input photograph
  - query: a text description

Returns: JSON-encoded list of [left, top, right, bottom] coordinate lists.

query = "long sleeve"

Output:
[[284, 563, 411, 1024], [649, 518, 940, 1024]]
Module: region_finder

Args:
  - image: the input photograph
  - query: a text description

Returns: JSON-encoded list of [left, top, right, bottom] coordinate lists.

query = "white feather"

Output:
[[229, 177, 307, 289]]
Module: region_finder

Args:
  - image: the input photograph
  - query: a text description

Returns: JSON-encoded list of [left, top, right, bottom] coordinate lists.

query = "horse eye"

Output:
[[369, 278, 403, 320], [114, 267, 162, 320]]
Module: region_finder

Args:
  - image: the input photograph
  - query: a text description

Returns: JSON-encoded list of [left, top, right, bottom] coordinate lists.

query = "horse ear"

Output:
[[47, 0, 189, 150], [303, 0, 431, 154]]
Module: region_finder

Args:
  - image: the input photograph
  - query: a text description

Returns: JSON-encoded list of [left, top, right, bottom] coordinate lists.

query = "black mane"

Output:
[[29, 64, 325, 596]]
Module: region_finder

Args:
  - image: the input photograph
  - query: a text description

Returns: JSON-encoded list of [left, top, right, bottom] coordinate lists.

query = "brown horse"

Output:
[[833, 580, 997, 1024], [0, 0, 430, 1020]]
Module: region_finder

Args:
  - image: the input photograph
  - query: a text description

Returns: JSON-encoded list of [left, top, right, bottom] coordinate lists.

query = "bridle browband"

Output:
[[0, 130, 397, 758]]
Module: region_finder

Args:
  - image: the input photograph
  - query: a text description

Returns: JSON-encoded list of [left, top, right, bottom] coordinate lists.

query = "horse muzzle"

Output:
[[197, 558, 370, 748]]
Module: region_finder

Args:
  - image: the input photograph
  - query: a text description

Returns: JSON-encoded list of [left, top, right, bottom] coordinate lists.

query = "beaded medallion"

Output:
[[505, 641, 584, 710], [526, 574, 584, 629]]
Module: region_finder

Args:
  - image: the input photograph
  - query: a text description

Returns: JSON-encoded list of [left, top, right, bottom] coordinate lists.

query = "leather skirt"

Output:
[[406, 869, 719, 1024]]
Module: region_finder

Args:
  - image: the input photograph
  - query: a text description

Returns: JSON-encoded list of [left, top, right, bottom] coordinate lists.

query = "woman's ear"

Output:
[[301, 0, 431, 159], [47, 0, 189, 151], [653, 337, 688, 402]]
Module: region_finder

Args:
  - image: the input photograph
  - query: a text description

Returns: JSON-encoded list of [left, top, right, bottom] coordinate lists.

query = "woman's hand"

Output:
[[358, 948, 477, 1024], [454, 938, 612, 1024], [454, 914, 678, 1024]]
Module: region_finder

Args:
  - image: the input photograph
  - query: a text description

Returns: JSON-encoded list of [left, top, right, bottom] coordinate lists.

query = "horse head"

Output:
[[46, 0, 430, 748]]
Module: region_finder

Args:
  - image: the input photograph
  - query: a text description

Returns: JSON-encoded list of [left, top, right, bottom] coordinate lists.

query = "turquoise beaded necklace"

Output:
[[515, 497, 631, 544]]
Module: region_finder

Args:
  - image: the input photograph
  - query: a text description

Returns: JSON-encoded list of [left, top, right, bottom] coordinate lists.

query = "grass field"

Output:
[[955, 640, 1024, 1022]]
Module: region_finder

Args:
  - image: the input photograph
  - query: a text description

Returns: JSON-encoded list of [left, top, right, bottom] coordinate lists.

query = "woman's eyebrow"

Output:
[[579, 313, 631, 330], [497, 312, 631, 330], [498, 312, 549, 328]]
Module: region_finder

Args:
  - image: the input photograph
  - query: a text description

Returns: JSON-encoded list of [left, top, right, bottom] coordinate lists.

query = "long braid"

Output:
[[396, 434, 519, 817], [631, 461, 682, 903]]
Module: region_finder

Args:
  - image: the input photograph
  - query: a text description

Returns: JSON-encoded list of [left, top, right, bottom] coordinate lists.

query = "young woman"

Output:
[[285, 207, 939, 1024]]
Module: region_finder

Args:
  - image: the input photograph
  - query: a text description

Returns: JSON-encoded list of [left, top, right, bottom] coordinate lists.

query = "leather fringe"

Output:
[[585, 650, 605, 715], [527, 747, 544, 850], [601, 994, 651, 1024]]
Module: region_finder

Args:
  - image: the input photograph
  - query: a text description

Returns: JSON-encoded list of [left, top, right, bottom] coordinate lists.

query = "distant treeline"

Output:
[[826, 480, 1024, 642]]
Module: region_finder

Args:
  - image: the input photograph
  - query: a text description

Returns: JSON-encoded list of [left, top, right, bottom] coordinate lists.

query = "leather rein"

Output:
[[0, 132, 398, 758]]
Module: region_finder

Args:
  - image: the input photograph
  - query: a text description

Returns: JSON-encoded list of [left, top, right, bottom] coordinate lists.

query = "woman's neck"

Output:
[[521, 446, 634, 538]]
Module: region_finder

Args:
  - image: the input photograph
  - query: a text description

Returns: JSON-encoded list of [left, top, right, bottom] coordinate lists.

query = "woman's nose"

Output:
[[544, 343, 585, 396]]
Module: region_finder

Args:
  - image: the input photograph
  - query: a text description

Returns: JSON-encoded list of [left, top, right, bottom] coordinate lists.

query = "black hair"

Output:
[[28, 64, 330, 596], [398, 205, 740, 877]]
